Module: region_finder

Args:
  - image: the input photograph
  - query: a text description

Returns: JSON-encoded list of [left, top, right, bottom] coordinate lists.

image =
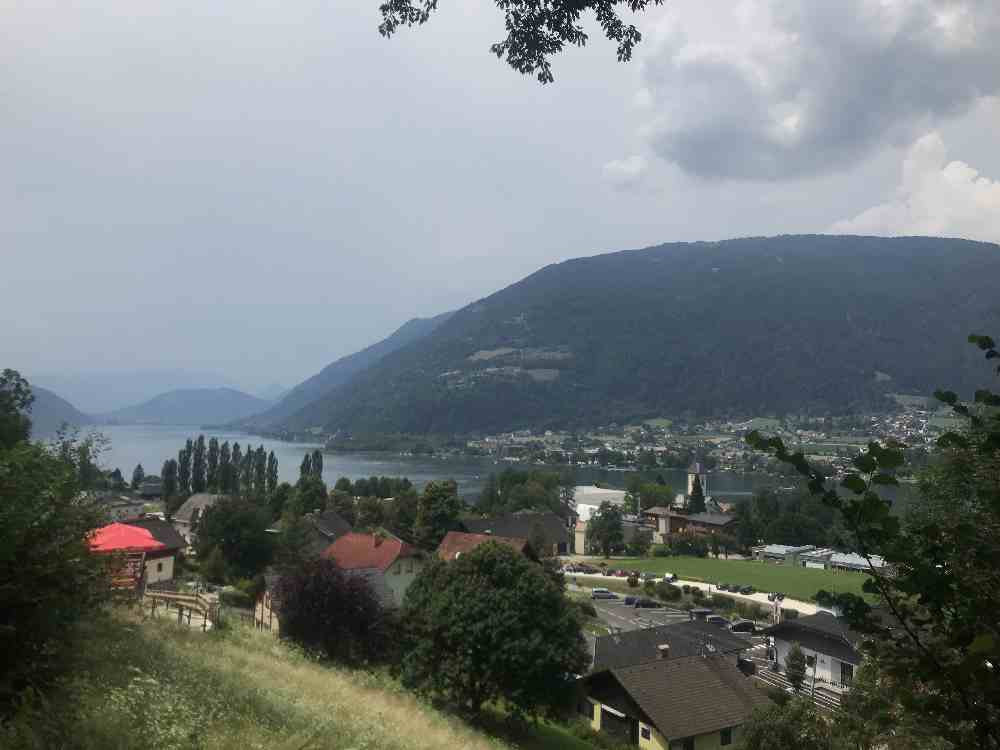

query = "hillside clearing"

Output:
[[2, 609, 591, 750]]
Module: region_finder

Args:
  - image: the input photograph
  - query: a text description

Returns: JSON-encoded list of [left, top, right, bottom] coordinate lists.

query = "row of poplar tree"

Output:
[[159, 435, 279, 504]]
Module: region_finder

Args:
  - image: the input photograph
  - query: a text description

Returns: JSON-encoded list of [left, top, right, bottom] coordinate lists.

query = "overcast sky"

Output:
[[4, 0, 999, 401]]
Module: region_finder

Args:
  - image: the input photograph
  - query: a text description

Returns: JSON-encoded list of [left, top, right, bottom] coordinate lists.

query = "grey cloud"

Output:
[[633, 0, 1000, 180]]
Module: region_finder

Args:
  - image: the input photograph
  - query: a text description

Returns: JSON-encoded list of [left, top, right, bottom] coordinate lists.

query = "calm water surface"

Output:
[[96, 424, 768, 502]]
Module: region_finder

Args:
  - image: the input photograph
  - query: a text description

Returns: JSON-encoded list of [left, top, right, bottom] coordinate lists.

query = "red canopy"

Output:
[[90, 522, 167, 553]]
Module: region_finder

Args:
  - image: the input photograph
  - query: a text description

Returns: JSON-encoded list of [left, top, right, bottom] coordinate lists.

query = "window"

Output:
[[156, 562, 163, 573], [683, 738, 694, 750], [640, 726, 651, 740], [721, 727, 733, 746], [805, 654, 816, 668]]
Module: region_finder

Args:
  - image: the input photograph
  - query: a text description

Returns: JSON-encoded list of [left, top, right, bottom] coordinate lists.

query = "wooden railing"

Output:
[[144, 590, 221, 631]]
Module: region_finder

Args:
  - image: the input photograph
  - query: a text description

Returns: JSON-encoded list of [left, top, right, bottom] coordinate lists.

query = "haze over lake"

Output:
[[95, 424, 770, 501]]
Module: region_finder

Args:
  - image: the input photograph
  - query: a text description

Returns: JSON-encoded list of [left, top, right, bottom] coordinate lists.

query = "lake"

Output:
[[95, 424, 770, 502]]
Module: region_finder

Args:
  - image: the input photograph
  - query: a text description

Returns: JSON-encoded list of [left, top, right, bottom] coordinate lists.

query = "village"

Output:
[[84, 459, 878, 750]]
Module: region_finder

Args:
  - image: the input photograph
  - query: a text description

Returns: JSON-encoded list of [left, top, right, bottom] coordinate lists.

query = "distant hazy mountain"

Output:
[[29, 369, 242, 414], [235, 310, 453, 430], [101, 387, 272, 426], [257, 383, 289, 401], [273, 235, 1000, 435], [28, 387, 95, 436]]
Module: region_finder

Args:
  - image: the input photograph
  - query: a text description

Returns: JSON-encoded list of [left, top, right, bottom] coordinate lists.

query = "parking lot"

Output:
[[569, 582, 690, 633]]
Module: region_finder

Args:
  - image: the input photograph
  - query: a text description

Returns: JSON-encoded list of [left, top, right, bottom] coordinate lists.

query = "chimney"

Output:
[[657, 643, 670, 660]]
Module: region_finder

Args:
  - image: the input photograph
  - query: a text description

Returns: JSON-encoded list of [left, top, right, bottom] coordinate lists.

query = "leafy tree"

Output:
[[131, 463, 145, 490], [626, 528, 652, 557], [266, 450, 279, 497], [231, 442, 242, 493], [412, 480, 463, 550], [738, 697, 835, 750], [191, 435, 207, 493], [840, 658, 954, 750], [310, 449, 323, 478], [638, 482, 674, 511], [299, 453, 312, 478], [161, 458, 178, 502], [286, 474, 329, 519], [586, 501, 623, 557], [528, 521, 549, 558], [356, 496, 385, 529], [177, 441, 192, 496], [749, 335, 1000, 749], [400, 542, 588, 718], [784, 642, 807, 693], [0, 368, 33, 449], [1, 379, 108, 698], [109, 467, 125, 489], [274, 558, 389, 664], [196, 497, 273, 579], [218, 440, 232, 492], [329, 489, 357, 526], [334, 477, 353, 493], [207, 437, 219, 490], [201, 547, 227, 584], [253, 445, 267, 499], [263, 481, 290, 524], [688, 474, 706, 514], [272, 514, 317, 572]]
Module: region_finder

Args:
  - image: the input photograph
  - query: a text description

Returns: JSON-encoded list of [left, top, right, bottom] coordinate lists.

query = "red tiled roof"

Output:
[[436, 531, 531, 561], [321, 532, 416, 572]]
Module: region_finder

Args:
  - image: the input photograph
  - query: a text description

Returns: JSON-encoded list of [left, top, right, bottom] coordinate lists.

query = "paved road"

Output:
[[568, 570, 819, 615]]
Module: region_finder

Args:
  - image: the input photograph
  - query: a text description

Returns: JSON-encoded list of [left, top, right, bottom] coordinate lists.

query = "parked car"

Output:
[[730, 619, 757, 633], [634, 598, 662, 609], [718, 582, 732, 591], [739, 585, 755, 595], [642, 572, 659, 581], [615, 569, 631, 578], [624, 595, 638, 606], [705, 614, 730, 627], [591, 588, 619, 600], [661, 573, 677, 583]]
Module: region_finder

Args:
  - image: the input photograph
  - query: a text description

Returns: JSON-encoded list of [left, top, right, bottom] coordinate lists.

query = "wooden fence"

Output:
[[144, 590, 221, 631]]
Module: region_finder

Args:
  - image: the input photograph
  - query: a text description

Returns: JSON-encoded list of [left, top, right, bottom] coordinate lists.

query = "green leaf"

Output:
[[968, 633, 996, 655], [871, 472, 898, 486], [841, 475, 866, 494]]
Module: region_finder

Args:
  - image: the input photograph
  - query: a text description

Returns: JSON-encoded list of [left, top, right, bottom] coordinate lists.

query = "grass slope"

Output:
[[3, 610, 594, 750], [609, 556, 870, 602]]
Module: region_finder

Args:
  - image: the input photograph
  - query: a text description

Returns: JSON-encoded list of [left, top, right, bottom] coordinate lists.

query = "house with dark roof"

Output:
[[579, 654, 770, 749], [643, 508, 737, 540], [322, 531, 425, 608], [463, 511, 571, 556], [302, 509, 352, 557], [764, 612, 862, 691], [436, 531, 536, 562], [172, 493, 227, 545], [591, 622, 751, 673]]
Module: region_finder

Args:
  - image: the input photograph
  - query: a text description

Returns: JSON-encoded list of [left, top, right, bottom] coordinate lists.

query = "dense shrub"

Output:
[[650, 544, 672, 557], [219, 587, 252, 609], [681, 584, 691, 594], [273, 559, 390, 665], [627, 574, 640, 588], [577, 600, 598, 618], [664, 533, 709, 558], [710, 594, 735, 610], [781, 608, 800, 620], [643, 580, 656, 597], [655, 581, 682, 601], [691, 587, 705, 601]]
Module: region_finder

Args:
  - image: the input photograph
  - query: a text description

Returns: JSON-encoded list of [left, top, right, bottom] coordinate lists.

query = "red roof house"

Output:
[[436, 531, 536, 562], [90, 520, 185, 585], [321, 532, 424, 608]]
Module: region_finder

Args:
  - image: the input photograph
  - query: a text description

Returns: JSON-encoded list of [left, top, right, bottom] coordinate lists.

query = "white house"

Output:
[[574, 486, 627, 522], [764, 612, 862, 692]]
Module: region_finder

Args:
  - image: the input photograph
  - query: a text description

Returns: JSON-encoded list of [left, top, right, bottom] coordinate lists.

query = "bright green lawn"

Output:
[[608, 556, 870, 602]]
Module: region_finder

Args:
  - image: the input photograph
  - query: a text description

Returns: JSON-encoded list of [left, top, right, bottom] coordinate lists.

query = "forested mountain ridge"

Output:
[[234, 310, 453, 430], [27, 387, 95, 436], [100, 387, 271, 426], [278, 235, 1000, 435]]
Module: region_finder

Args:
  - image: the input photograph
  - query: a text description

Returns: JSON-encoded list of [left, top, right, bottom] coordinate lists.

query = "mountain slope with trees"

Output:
[[276, 235, 1000, 435], [235, 310, 453, 431], [27, 386, 95, 435], [100, 387, 271, 426]]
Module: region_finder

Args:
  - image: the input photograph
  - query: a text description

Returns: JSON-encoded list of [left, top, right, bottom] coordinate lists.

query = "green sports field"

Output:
[[607, 556, 871, 602]]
